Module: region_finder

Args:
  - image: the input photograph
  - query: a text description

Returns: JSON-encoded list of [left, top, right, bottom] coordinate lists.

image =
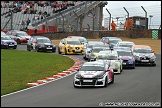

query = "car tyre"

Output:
[[58, 47, 61, 54], [111, 75, 114, 84], [35, 47, 39, 52], [104, 77, 108, 87], [17, 39, 21, 44], [13, 47, 17, 49], [65, 48, 68, 55], [27, 46, 31, 51], [152, 63, 156, 66], [73, 82, 79, 88], [52, 49, 56, 53]]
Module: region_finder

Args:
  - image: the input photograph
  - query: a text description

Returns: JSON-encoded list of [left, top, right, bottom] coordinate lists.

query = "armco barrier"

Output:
[[26, 56, 83, 87]]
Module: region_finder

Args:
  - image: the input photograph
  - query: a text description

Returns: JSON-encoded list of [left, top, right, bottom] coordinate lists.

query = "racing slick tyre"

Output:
[[104, 77, 108, 87], [83, 55, 87, 60], [152, 63, 156, 66], [73, 82, 79, 88], [27, 46, 31, 51], [35, 47, 39, 52], [111, 75, 114, 84], [17, 39, 21, 44], [52, 49, 56, 53], [13, 46, 17, 49], [65, 48, 68, 55], [58, 48, 61, 54]]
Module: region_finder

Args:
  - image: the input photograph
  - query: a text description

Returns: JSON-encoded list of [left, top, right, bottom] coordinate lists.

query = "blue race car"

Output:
[[114, 47, 135, 69], [1, 35, 17, 49]]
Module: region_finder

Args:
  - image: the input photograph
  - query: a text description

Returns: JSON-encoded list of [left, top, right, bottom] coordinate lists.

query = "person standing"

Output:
[[111, 21, 116, 31]]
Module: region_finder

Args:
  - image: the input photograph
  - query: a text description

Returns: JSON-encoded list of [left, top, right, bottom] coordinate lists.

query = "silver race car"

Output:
[[73, 61, 114, 87]]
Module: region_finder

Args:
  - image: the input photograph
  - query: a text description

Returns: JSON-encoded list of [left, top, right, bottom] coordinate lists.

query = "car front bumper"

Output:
[[73, 78, 106, 87]]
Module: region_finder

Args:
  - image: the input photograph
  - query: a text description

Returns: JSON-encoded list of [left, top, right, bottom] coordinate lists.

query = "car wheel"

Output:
[[27, 45, 31, 51], [104, 77, 108, 87], [35, 47, 39, 52], [58, 47, 61, 54], [52, 49, 56, 53], [17, 39, 20, 44], [111, 74, 114, 84], [65, 48, 68, 55], [120, 65, 123, 72], [83, 55, 86, 60], [13, 47, 17, 49], [152, 63, 156, 66], [73, 82, 79, 88]]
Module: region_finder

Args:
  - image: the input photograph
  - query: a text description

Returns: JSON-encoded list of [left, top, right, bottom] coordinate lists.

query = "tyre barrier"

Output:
[[26, 56, 83, 87]]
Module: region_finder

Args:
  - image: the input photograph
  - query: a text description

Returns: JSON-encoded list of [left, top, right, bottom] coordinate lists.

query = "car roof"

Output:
[[64, 38, 80, 40], [31, 36, 49, 38], [67, 36, 84, 38], [133, 45, 151, 48], [118, 41, 134, 43], [98, 50, 118, 55], [113, 47, 131, 51]]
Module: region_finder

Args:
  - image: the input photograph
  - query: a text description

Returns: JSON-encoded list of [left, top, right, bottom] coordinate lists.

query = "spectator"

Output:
[[26, 18, 30, 26], [43, 11, 47, 16], [17, 21, 21, 25]]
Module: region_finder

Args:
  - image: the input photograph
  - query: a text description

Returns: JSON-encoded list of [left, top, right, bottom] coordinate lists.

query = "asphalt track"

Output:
[[1, 44, 161, 107]]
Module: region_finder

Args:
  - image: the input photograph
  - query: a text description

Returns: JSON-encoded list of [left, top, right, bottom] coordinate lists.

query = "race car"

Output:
[[132, 45, 156, 66], [73, 61, 114, 87], [114, 47, 135, 69], [96, 50, 123, 74], [58, 38, 84, 55]]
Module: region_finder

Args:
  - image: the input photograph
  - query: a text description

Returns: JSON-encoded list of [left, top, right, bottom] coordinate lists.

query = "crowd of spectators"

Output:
[[1, 1, 83, 30]]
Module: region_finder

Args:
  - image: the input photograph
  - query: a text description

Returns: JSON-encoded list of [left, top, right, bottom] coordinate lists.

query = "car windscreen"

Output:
[[1, 36, 12, 40], [79, 38, 88, 43], [98, 54, 109, 60], [134, 48, 152, 53], [92, 48, 104, 52], [37, 38, 51, 43], [109, 39, 121, 44], [67, 40, 81, 45], [107, 55, 118, 60], [17, 32, 28, 36], [117, 51, 133, 56], [118, 44, 133, 48], [80, 65, 104, 71]]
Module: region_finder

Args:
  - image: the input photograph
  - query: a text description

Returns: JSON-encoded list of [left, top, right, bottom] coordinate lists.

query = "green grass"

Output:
[[1, 49, 74, 96]]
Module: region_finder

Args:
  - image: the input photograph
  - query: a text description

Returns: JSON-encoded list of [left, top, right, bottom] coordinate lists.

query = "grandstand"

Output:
[[1, 1, 107, 33]]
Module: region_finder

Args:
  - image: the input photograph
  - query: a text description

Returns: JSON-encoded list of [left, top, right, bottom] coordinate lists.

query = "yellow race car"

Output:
[[58, 38, 84, 55]]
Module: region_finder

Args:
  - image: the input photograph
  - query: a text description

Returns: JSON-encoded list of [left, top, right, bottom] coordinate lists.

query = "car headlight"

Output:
[[150, 56, 156, 61], [14, 41, 17, 45], [97, 72, 105, 79], [135, 56, 140, 60], [75, 73, 82, 79]]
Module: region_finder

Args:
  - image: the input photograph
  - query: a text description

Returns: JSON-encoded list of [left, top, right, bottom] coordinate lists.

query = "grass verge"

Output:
[[1, 49, 74, 96]]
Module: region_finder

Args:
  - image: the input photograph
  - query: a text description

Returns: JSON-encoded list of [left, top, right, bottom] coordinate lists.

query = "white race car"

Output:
[[73, 61, 114, 87], [96, 50, 123, 74]]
